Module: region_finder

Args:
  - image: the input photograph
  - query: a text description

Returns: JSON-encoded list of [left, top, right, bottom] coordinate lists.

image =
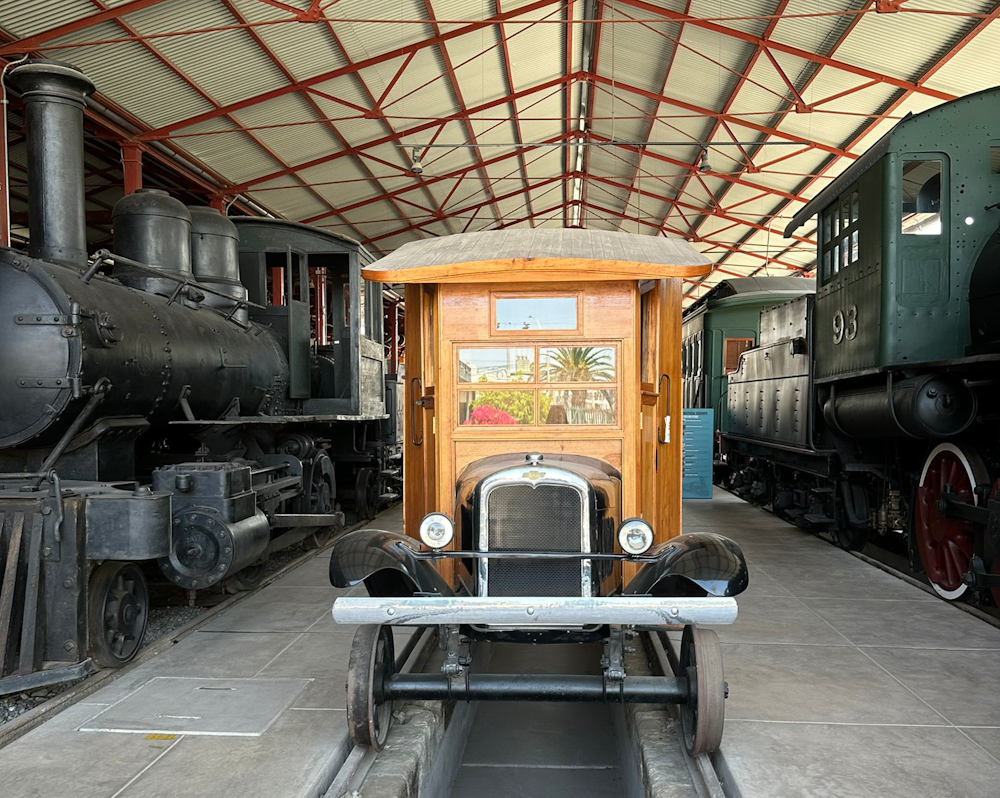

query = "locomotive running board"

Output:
[[331, 596, 738, 627]]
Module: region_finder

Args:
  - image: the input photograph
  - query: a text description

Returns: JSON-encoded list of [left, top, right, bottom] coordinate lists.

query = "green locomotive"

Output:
[[724, 86, 1000, 604]]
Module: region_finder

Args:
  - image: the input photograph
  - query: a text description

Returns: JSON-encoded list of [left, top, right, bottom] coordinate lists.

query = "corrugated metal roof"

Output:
[[3, 0, 1000, 303]]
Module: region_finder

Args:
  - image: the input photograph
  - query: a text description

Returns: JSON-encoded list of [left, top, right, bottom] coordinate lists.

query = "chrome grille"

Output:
[[483, 481, 587, 597]]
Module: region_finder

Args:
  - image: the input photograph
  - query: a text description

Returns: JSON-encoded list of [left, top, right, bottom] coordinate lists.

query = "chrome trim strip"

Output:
[[477, 464, 592, 597], [332, 596, 739, 627]]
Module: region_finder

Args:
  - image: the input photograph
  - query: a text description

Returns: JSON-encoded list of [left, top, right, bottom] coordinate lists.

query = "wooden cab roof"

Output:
[[361, 229, 712, 284]]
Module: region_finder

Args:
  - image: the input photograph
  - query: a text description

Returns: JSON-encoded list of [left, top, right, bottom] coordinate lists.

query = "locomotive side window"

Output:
[[723, 337, 754, 374], [819, 186, 860, 283], [990, 144, 1000, 174], [901, 159, 942, 235]]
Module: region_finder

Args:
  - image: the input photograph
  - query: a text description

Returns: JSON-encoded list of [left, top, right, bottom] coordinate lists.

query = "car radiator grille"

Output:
[[485, 483, 584, 597]]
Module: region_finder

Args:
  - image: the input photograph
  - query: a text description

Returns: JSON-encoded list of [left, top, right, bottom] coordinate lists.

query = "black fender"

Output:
[[624, 532, 748, 598], [328, 529, 455, 597]]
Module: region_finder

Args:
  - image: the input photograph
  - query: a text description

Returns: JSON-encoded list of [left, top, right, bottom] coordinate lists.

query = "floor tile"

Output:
[[864, 647, 1000, 726], [721, 721, 1000, 798], [722, 643, 944, 724], [116, 705, 352, 798], [756, 563, 934, 601], [803, 598, 1000, 649], [199, 586, 340, 633], [713, 595, 851, 646]]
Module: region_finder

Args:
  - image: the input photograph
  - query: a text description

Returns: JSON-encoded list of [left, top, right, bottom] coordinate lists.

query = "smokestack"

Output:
[[7, 60, 95, 267]]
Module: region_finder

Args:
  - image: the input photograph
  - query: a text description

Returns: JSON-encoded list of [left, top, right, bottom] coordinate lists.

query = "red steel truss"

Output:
[[0, 0, 996, 300]]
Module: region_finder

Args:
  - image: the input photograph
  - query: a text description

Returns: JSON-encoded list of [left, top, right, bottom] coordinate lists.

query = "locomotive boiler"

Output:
[[0, 60, 400, 693]]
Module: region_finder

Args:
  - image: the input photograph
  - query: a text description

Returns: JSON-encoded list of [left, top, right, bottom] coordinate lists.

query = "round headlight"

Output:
[[419, 513, 454, 549], [618, 518, 654, 555]]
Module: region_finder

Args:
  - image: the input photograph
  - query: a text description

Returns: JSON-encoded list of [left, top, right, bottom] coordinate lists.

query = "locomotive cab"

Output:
[[327, 230, 749, 754]]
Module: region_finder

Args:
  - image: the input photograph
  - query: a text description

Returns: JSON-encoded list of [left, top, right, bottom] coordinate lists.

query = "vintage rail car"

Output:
[[722, 85, 1000, 604], [328, 230, 749, 755], [0, 60, 399, 694], [681, 277, 816, 481]]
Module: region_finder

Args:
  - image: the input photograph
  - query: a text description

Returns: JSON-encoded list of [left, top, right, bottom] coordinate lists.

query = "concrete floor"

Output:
[[692, 488, 1000, 798], [0, 506, 409, 798], [4, 493, 1000, 798]]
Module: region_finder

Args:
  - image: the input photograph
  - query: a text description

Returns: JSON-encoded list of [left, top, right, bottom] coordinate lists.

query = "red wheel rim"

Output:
[[914, 446, 977, 598]]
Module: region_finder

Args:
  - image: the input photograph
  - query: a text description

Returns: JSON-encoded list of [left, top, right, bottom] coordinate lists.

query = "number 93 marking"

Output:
[[833, 305, 858, 345]]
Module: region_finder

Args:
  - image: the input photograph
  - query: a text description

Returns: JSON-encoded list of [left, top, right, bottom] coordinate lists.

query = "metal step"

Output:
[[803, 513, 835, 525]]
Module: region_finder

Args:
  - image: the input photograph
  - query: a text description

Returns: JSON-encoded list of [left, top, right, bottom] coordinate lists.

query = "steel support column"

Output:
[[121, 142, 142, 194]]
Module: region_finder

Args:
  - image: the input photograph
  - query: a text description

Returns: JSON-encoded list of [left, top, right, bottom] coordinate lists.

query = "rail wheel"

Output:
[[304, 455, 337, 550], [87, 561, 149, 668], [223, 558, 267, 593], [347, 625, 395, 750], [354, 468, 378, 522], [679, 625, 726, 756], [914, 443, 987, 600]]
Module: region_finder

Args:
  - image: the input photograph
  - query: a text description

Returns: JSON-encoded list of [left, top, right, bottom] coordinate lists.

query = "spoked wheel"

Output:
[[87, 561, 149, 668], [304, 455, 337, 550], [914, 443, 987, 600], [223, 558, 268, 593], [354, 468, 377, 522], [679, 625, 726, 756], [347, 625, 395, 750]]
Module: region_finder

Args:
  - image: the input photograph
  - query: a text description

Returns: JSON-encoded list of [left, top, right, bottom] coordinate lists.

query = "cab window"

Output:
[[901, 159, 942, 235]]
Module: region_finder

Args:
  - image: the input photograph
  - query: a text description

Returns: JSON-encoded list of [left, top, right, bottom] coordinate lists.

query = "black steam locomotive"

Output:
[[0, 60, 400, 693], [707, 85, 1000, 606]]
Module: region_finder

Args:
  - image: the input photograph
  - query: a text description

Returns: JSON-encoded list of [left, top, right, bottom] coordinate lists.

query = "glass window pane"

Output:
[[902, 159, 942, 235], [851, 191, 860, 223], [990, 144, 1000, 174], [851, 230, 859, 263], [541, 389, 616, 425], [832, 244, 840, 275], [822, 211, 832, 243], [841, 196, 850, 230], [539, 346, 616, 382], [495, 296, 577, 331], [823, 251, 831, 281], [458, 390, 534, 425], [458, 348, 534, 383]]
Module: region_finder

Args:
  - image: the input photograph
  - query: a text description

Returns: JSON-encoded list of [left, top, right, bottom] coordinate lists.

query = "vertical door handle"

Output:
[[657, 373, 671, 445]]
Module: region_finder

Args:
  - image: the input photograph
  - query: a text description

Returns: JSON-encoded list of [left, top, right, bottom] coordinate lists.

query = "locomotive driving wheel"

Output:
[[354, 468, 378, 522], [304, 453, 337, 549], [346, 625, 395, 750], [913, 443, 987, 600], [87, 561, 149, 668], [679, 625, 726, 756]]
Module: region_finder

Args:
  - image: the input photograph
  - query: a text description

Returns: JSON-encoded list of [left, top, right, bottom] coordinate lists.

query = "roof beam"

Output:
[[135, 0, 566, 141], [222, 74, 575, 193], [613, 0, 956, 102], [0, 0, 178, 56], [704, 2, 1000, 282]]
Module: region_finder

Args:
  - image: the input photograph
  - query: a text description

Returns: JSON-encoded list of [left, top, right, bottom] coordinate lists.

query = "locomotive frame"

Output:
[[0, 60, 400, 694], [327, 229, 749, 755]]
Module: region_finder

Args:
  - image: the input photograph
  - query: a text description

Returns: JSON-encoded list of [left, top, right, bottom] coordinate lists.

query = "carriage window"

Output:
[[541, 389, 616, 426], [902, 159, 942, 235], [723, 338, 753, 374], [990, 144, 1000, 174], [539, 346, 615, 382], [458, 348, 535, 383], [494, 296, 578, 331], [458, 389, 533, 425]]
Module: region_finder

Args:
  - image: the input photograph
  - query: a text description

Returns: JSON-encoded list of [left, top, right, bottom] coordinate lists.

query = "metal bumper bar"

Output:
[[332, 595, 738, 627]]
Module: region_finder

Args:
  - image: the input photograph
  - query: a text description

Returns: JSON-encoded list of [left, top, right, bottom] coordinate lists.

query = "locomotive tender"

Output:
[[0, 60, 399, 693], [327, 230, 749, 756], [716, 85, 1000, 604]]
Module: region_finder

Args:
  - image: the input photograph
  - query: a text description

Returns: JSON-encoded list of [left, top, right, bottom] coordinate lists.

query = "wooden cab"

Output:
[[362, 229, 711, 586]]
